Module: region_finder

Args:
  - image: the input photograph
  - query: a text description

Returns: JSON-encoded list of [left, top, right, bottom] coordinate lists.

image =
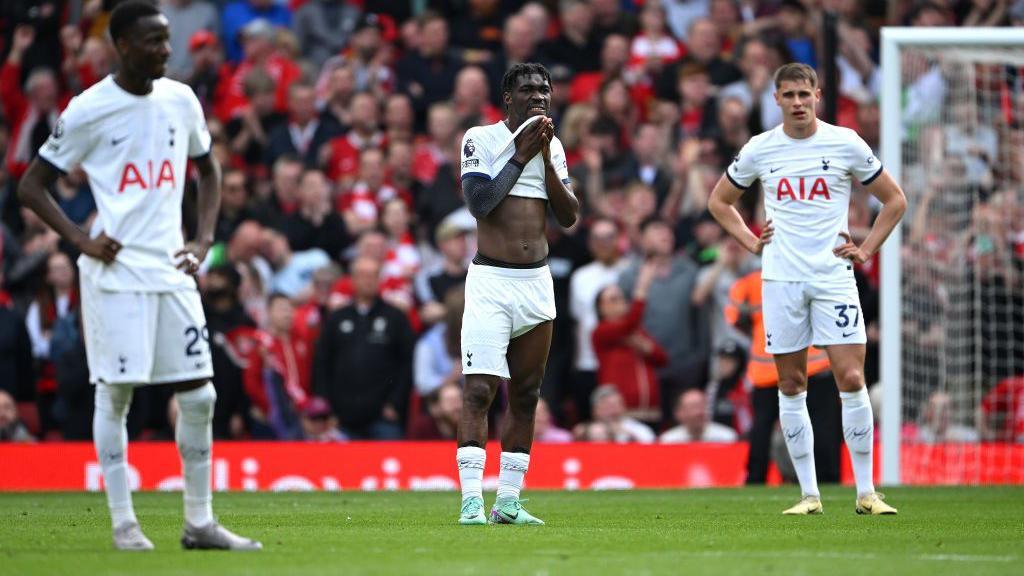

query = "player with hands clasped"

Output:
[[17, 2, 260, 550], [455, 63, 579, 526], [709, 64, 906, 516]]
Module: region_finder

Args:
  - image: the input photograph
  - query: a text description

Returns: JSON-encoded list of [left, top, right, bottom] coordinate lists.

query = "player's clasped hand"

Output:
[[752, 220, 774, 255], [79, 232, 122, 264], [513, 117, 550, 164], [833, 231, 868, 264]]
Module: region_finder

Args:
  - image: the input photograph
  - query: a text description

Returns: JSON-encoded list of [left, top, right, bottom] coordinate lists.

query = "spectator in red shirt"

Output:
[[2, 26, 70, 180], [292, 263, 342, 353], [674, 62, 716, 139], [244, 293, 312, 439], [592, 260, 667, 422], [981, 376, 1024, 442], [569, 32, 630, 105], [412, 102, 458, 185], [337, 148, 399, 236], [629, 2, 684, 78], [185, 29, 226, 115], [214, 18, 301, 123], [325, 92, 386, 186], [380, 198, 420, 280]]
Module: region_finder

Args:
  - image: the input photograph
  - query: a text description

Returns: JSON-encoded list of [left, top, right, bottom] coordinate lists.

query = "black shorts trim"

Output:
[[473, 253, 547, 269]]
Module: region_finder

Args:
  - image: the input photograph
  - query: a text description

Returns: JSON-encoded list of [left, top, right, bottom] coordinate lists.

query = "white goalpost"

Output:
[[880, 28, 1024, 485]]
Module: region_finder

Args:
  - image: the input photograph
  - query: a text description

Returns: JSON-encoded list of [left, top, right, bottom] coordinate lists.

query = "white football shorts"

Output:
[[80, 268, 213, 386], [460, 262, 556, 378], [762, 277, 867, 354]]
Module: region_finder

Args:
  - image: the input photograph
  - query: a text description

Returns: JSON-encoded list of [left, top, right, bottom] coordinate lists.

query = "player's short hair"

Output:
[[773, 63, 818, 89], [501, 63, 551, 107], [108, 0, 161, 43]]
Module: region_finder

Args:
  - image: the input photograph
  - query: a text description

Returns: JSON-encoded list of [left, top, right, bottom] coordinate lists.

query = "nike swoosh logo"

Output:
[[770, 167, 780, 173], [843, 331, 856, 337], [111, 136, 128, 146]]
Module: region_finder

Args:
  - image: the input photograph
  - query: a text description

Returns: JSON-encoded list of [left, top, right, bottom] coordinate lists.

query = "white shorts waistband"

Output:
[[468, 262, 551, 281]]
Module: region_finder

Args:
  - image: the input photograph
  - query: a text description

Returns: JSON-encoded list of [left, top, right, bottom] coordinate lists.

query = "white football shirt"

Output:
[[727, 120, 882, 282], [459, 115, 570, 200], [38, 75, 211, 292]]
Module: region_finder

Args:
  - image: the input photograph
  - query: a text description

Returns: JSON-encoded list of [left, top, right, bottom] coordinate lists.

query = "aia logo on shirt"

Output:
[[118, 160, 176, 193], [776, 177, 831, 201]]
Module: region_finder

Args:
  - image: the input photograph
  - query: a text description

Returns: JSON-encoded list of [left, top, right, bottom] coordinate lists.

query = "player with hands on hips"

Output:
[[17, 1, 260, 551], [708, 63, 906, 516]]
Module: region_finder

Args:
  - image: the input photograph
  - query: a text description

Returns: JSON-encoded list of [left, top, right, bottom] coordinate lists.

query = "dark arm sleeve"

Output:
[[461, 159, 525, 219]]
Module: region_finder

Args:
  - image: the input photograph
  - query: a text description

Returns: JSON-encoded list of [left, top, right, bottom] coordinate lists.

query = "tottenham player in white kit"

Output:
[[454, 63, 578, 525], [17, 2, 260, 550], [709, 64, 906, 515]]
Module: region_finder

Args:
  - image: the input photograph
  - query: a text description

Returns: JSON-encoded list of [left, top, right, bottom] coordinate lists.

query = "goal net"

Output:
[[880, 29, 1024, 485]]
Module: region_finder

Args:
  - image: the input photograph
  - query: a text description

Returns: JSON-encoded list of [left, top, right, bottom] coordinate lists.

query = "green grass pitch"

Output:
[[2, 486, 1021, 575]]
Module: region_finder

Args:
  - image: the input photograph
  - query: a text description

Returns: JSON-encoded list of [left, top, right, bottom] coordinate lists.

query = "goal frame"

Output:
[[878, 27, 1024, 485]]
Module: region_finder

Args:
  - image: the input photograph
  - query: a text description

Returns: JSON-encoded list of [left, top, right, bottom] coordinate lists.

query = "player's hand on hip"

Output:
[[175, 240, 210, 276], [513, 117, 546, 164], [79, 232, 122, 264], [833, 231, 868, 264], [752, 220, 774, 255]]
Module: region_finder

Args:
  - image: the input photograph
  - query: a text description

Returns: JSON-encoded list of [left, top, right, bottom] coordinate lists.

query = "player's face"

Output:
[[774, 79, 819, 129], [506, 73, 551, 121], [120, 15, 172, 80]]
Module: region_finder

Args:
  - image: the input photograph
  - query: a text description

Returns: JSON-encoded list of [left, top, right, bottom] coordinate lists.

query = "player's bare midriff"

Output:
[[475, 196, 549, 264]]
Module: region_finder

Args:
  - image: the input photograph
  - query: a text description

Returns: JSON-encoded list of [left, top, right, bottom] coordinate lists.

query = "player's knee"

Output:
[[835, 367, 865, 392], [175, 381, 217, 424], [777, 374, 807, 396], [509, 385, 541, 417], [94, 383, 133, 419], [462, 380, 494, 414]]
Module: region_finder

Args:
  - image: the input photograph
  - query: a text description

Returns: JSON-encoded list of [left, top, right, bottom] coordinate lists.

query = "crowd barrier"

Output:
[[1, 442, 1020, 491]]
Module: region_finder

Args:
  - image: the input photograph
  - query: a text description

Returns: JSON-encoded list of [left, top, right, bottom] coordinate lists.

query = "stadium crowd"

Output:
[[1, 0, 1022, 458]]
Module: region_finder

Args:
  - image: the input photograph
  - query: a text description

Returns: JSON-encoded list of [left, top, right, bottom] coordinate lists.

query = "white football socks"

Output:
[[779, 390, 820, 498], [93, 383, 137, 528], [456, 446, 486, 502], [496, 452, 530, 501], [175, 383, 217, 527], [840, 387, 876, 498]]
